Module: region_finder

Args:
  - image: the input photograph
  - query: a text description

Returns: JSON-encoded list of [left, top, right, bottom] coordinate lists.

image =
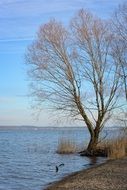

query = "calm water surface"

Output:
[[0, 126, 114, 190]]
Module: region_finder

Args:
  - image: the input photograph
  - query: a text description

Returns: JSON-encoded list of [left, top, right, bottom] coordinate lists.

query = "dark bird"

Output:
[[55, 163, 64, 172]]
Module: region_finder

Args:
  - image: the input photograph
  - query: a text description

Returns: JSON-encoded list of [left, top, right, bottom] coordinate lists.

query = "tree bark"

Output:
[[80, 127, 100, 156], [87, 130, 99, 152]]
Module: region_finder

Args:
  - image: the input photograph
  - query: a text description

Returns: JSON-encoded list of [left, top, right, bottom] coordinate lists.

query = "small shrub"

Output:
[[56, 138, 77, 154]]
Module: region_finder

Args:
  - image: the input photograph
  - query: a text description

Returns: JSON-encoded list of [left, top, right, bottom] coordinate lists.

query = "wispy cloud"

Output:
[[0, 0, 124, 40], [0, 38, 31, 54], [0, 37, 33, 42]]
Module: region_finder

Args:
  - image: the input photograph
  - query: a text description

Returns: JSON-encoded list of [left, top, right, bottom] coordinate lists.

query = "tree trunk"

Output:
[[80, 128, 100, 156], [80, 127, 107, 157], [87, 131, 99, 153]]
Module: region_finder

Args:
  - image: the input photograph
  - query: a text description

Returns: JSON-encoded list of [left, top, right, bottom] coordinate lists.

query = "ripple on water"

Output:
[[0, 127, 108, 190]]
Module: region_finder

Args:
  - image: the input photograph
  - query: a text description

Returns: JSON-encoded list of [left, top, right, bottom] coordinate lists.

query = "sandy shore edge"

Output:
[[44, 157, 127, 190]]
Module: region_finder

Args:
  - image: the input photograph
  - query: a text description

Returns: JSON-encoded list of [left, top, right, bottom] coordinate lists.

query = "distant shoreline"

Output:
[[0, 126, 86, 130], [44, 157, 127, 190], [0, 125, 121, 129]]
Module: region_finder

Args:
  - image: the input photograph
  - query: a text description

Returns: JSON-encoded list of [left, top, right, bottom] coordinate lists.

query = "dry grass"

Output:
[[57, 129, 127, 157], [98, 135, 127, 159], [56, 138, 77, 154], [108, 137, 127, 159]]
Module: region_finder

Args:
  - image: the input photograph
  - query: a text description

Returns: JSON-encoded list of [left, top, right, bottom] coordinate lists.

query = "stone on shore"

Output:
[[44, 157, 127, 190]]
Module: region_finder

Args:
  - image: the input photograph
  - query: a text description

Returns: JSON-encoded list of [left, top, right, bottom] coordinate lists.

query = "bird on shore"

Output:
[[55, 163, 64, 172]]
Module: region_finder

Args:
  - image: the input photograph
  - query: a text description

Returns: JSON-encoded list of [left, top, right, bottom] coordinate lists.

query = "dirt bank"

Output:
[[44, 157, 127, 190]]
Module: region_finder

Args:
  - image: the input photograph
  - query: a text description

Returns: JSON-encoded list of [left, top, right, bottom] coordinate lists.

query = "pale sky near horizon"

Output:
[[0, 0, 126, 127]]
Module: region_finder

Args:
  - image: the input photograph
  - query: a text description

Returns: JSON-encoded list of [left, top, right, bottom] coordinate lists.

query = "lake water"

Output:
[[0, 126, 116, 190]]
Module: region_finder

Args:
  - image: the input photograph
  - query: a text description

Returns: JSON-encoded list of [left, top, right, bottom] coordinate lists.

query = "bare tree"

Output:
[[112, 2, 127, 101], [26, 10, 121, 155]]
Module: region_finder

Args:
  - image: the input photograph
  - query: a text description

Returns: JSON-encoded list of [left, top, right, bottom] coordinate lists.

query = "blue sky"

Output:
[[0, 0, 125, 126]]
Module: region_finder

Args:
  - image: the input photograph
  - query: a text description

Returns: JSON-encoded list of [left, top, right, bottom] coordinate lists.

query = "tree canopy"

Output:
[[26, 6, 127, 154]]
